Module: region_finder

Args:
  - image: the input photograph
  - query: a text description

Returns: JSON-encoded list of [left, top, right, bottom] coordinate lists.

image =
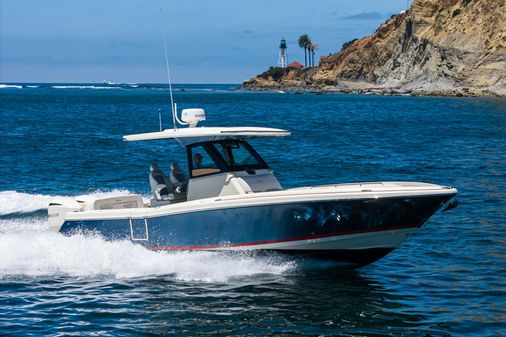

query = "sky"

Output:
[[0, 0, 409, 84]]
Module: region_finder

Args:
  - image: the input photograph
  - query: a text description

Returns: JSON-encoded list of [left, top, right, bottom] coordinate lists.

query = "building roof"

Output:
[[288, 61, 304, 68]]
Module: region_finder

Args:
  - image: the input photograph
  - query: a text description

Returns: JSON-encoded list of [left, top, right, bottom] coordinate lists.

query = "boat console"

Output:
[[120, 108, 291, 205], [184, 139, 283, 200]]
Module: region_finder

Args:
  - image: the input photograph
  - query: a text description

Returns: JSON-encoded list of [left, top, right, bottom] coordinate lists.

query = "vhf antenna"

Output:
[[160, 8, 177, 130]]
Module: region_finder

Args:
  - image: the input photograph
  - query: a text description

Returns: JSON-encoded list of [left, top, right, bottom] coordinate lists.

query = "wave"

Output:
[[0, 84, 23, 89], [0, 83, 240, 93], [0, 83, 241, 92], [50, 85, 123, 90], [0, 190, 138, 216]]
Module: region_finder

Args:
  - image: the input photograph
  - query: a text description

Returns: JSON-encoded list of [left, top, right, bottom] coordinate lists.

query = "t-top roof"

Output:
[[123, 126, 291, 145]]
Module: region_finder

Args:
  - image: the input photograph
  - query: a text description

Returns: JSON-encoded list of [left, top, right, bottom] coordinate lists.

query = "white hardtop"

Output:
[[123, 126, 290, 145]]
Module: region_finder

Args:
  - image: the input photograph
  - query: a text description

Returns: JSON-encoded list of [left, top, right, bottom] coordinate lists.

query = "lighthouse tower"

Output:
[[278, 37, 287, 68]]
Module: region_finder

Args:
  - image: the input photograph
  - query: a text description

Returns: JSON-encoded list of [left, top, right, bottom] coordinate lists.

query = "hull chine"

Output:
[[146, 226, 418, 268]]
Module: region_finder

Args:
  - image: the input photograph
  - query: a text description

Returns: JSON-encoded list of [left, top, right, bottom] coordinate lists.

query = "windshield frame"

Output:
[[187, 139, 269, 178]]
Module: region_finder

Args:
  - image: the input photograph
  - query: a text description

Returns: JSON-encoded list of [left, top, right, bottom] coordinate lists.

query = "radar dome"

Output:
[[181, 108, 206, 127]]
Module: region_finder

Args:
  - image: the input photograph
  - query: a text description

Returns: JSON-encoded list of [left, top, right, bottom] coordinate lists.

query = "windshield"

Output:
[[188, 140, 268, 178]]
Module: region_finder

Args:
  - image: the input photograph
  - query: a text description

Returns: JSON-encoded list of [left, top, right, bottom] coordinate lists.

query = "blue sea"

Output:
[[0, 83, 505, 336]]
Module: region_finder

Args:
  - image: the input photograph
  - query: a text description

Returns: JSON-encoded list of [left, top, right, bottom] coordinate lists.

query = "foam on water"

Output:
[[50, 85, 123, 89], [0, 229, 294, 281], [0, 84, 23, 89], [0, 190, 295, 282]]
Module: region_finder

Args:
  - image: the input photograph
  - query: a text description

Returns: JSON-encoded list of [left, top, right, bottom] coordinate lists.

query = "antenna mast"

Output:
[[160, 9, 177, 130]]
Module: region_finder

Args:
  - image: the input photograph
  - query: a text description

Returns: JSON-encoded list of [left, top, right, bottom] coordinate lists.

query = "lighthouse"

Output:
[[278, 37, 287, 68]]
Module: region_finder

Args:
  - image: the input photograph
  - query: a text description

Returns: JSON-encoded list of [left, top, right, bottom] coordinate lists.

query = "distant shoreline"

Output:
[[240, 84, 504, 98]]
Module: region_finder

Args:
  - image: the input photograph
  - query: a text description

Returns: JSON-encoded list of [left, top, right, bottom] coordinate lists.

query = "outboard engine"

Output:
[[47, 199, 83, 232]]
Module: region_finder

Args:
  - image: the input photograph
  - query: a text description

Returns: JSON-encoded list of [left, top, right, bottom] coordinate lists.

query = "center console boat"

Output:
[[48, 108, 458, 267]]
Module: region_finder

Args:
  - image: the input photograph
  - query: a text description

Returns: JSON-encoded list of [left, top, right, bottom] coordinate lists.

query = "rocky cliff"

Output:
[[243, 0, 506, 96]]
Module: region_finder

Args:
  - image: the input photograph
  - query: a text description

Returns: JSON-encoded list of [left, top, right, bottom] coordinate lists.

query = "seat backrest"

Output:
[[150, 171, 166, 185], [169, 162, 188, 199], [149, 164, 174, 201], [170, 162, 187, 185]]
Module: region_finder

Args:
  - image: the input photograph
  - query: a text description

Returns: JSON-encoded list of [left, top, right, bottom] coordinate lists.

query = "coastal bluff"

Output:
[[242, 0, 506, 97]]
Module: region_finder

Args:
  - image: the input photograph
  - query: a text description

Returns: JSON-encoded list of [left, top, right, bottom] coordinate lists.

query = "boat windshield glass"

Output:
[[188, 140, 268, 178]]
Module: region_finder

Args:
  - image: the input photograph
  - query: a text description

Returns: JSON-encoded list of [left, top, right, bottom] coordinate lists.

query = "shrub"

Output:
[[452, 8, 461, 17], [260, 67, 288, 81], [294, 69, 303, 78], [341, 38, 358, 51]]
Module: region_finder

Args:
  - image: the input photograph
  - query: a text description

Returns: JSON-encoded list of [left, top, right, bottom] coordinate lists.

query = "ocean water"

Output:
[[0, 83, 505, 336]]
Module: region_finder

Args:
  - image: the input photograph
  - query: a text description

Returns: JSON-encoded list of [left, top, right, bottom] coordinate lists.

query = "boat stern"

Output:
[[48, 195, 145, 232], [48, 199, 83, 232]]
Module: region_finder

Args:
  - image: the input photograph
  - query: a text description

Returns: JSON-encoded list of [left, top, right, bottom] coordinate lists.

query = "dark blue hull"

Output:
[[60, 194, 453, 266]]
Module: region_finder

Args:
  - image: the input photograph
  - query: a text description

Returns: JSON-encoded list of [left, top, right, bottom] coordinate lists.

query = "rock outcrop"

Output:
[[243, 0, 506, 96]]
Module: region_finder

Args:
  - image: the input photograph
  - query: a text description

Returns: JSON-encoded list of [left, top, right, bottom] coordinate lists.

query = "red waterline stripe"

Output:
[[145, 224, 418, 251]]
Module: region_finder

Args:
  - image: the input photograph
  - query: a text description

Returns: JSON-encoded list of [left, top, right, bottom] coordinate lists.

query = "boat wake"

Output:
[[0, 190, 296, 282]]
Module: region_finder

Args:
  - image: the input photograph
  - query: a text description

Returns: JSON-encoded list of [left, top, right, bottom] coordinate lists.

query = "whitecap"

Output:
[[49, 85, 122, 90], [0, 84, 22, 89]]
